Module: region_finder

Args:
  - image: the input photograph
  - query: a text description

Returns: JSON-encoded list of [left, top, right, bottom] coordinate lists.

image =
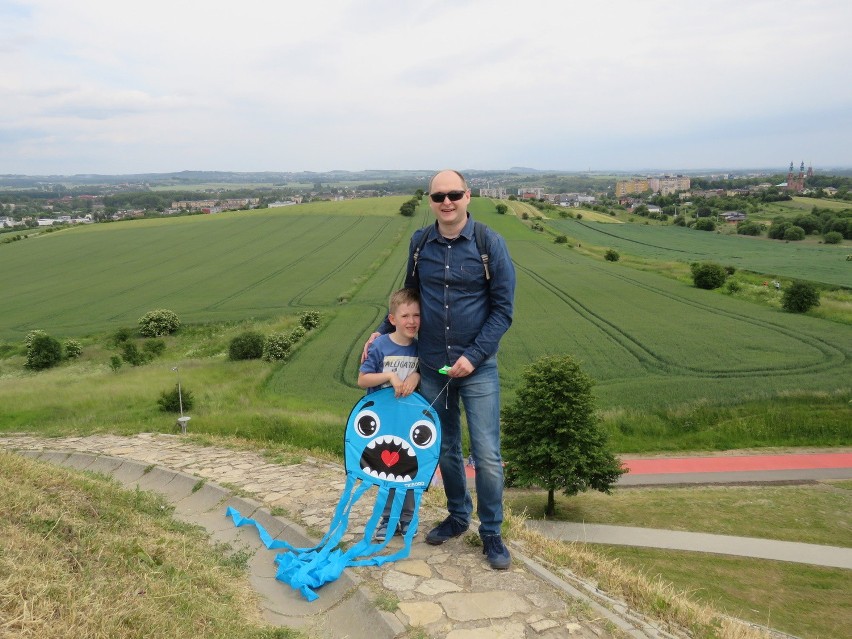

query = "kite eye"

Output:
[[354, 409, 380, 438], [410, 420, 437, 449]]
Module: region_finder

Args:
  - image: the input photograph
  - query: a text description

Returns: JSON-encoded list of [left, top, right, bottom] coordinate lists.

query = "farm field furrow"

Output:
[[1, 198, 849, 416], [554, 218, 850, 287]]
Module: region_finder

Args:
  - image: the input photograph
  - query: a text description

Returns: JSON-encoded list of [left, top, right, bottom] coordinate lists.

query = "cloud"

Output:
[[2, 0, 851, 173]]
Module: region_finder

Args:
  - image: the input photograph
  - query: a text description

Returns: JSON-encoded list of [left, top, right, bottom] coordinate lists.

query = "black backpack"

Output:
[[411, 221, 491, 281]]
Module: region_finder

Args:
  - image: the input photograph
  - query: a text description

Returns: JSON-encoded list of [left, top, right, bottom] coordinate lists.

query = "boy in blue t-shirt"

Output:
[[358, 288, 421, 540]]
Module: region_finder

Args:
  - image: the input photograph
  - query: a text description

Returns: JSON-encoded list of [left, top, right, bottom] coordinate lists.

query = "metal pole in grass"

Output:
[[172, 366, 190, 433]]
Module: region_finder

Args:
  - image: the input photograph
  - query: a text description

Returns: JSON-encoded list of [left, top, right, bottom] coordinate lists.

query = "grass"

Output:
[[505, 480, 852, 547], [596, 547, 850, 639], [504, 480, 852, 638], [0, 451, 303, 639]]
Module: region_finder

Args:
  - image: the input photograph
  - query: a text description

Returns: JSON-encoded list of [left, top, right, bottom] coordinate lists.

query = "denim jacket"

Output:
[[379, 215, 515, 371]]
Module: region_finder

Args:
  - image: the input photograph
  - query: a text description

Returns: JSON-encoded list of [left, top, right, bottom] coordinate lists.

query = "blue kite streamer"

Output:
[[227, 387, 441, 601]]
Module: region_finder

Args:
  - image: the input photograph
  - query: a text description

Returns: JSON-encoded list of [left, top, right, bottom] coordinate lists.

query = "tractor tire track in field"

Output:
[[12, 215, 286, 328], [288, 218, 395, 308], [578, 257, 848, 376], [569, 219, 715, 256], [522, 244, 848, 379], [515, 259, 677, 374], [107, 215, 330, 320], [204, 216, 362, 311]]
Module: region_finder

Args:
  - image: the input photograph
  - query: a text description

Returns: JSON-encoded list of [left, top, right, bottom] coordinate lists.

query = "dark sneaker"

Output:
[[425, 516, 469, 545], [482, 534, 511, 570], [374, 518, 390, 542], [397, 521, 418, 537]]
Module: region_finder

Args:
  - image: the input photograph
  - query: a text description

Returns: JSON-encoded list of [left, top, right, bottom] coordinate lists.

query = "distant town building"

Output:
[[518, 187, 544, 200], [617, 176, 690, 197], [615, 179, 649, 197], [171, 198, 260, 211], [480, 187, 507, 199]]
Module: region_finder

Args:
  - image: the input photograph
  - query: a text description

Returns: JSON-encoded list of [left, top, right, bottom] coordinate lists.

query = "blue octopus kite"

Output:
[[227, 387, 441, 601]]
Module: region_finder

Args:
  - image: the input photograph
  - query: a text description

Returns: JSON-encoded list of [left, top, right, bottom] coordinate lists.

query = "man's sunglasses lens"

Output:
[[430, 191, 466, 203]]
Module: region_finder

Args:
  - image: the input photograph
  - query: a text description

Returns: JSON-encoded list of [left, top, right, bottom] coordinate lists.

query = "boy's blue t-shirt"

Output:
[[360, 334, 418, 394]]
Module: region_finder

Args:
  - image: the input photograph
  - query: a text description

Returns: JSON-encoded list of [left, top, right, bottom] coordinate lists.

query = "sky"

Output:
[[2, 0, 851, 176]]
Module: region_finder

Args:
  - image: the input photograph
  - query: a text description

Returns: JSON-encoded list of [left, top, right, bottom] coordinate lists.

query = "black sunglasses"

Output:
[[429, 190, 466, 203]]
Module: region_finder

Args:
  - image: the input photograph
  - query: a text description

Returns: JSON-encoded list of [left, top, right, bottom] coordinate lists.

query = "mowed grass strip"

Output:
[[0, 452, 299, 639]]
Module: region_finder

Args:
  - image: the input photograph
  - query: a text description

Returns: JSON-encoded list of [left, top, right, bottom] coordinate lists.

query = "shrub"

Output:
[[725, 279, 742, 293], [604, 249, 620, 262], [690, 262, 727, 290], [113, 327, 134, 344], [263, 332, 292, 361], [24, 330, 47, 351], [229, 331, 265, 360], [157, 383, 194, 413], [495, 203, 508, 215], [299, 311, 321, 330], [109, 355, 123, 372], [138, 309, 181, 337], [25, 333, 63, 370], [142, 339, 166, 358], [64, 339, 83, 359], [824, 231, 843, 244], [781, 281, 820, 313], [737, 221, 763, 236], [554, 235, 568, 244], [290, 325, 307, 342], [783, 225, 806, 241], [694, 218, 716, 232], [120, 341, 147, 366]]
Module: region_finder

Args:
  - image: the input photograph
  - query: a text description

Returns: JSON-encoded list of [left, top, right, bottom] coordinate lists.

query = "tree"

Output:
[[138, 309, 180, 337], [781, 281, 820, 313], [502, 355, 624, 517], [691, 262, 727, 290], [495, 203, 508, 215], [25, 333, 63, 370], [604, 249, 620, 262]]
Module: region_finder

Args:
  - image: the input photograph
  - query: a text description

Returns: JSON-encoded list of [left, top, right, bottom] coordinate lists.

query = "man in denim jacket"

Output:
[[364, 169, 515, 569]]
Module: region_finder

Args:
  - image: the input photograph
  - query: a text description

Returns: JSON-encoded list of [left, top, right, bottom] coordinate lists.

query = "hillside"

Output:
[[1, 196, 849, 434]]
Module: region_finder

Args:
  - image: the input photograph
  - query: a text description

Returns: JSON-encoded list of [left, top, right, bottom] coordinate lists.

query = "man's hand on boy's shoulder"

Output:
[[361, 331, 381, 363]]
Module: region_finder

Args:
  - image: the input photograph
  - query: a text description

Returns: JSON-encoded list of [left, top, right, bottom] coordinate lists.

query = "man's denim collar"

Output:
[[429, 214, 474, 242]]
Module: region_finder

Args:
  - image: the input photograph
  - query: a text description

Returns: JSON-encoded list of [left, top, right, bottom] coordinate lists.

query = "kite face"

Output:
[[228, 388, 441, 601], [346, 391, 440, 489]]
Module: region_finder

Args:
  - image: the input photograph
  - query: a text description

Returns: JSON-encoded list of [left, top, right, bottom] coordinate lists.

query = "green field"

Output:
[[1, 196, 849, 430], [550, 217, 850, 287]]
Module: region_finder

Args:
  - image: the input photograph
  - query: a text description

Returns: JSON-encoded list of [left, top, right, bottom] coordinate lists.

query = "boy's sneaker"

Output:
[[425, 516, 469, 545], [374, 519, 390, 542], [397, 521, 417, 537], [481, 534, 511, 570]]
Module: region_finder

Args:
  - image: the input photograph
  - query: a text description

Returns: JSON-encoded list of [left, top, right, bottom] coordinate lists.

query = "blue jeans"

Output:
[[420, 357, 504, 537]]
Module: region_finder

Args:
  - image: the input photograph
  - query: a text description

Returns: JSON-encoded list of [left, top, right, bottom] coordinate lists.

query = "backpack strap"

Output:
[[411, 221, 491, 281], [474, 221, 491, 281]]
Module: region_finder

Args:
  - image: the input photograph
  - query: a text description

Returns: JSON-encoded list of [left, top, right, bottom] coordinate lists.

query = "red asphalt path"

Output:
[[621, 452, 852, 475], [437, 452, 852, 483]]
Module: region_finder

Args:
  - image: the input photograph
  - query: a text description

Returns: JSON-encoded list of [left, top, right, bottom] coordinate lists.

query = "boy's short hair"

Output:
[[389, 288, 419, 314]]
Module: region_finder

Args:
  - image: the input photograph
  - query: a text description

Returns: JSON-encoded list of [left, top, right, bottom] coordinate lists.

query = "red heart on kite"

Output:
[[381, 450, 400, 467]]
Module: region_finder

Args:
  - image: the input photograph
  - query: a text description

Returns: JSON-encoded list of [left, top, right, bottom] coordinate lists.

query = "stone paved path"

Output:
[[2, 433, 629, 639]]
